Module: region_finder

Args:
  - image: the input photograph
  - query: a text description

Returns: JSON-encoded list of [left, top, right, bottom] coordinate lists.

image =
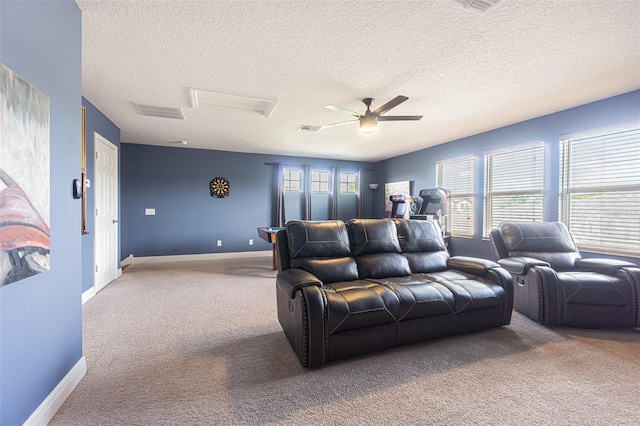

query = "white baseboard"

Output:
[[24, 357, 87, 426], [81, 287, 95, 304], [82, 268, 124, 304], [121, 254, 134, 268], [125, 250, 272, 265]]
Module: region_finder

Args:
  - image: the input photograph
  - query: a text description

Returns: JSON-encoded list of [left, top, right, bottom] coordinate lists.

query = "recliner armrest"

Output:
[[448, 256, 500, 277], [575, 258, 636, 275], [276, 268, 323, 299], [498, 256, 550, 275]]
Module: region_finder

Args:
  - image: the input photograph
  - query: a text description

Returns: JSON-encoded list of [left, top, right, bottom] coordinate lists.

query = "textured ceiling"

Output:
[[77, 0, 640, 162]]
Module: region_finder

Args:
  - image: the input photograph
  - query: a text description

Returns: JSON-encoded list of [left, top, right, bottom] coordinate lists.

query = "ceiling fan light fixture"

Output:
[[359, 115, 378, 133]]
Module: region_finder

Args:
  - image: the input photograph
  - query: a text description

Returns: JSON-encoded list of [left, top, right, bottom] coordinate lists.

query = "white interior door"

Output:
[[94, 133, 118, 293]]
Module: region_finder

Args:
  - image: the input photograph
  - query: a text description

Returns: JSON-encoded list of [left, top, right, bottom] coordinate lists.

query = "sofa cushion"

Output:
[[355, 253, 411, 279], [324, 280, 400, 334], [417, 270, 504, 314], [558, 272, 633, 307], [368, 276, 455, 321], [394, 219, 449, 272], [404, 252, 450, 273], [498, 221, 581, 271], [286, 220, 351, 259], [290, 257, 358, 284], [347, 219, 401, 256], [500, 221, 576, 253], [395, 219, 447, 252]]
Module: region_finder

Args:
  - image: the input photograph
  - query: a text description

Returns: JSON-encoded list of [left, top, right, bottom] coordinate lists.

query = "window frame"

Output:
[[310, 169, 330, 193], [483, 140, 545, 238], [283, 167, 302, 192], [559, 122, 640, 256], [339, 171, 359, 194], [437, 154, 475, 237]]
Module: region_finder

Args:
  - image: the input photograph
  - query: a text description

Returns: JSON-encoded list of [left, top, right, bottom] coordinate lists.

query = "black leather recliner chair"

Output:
[[490, 221, 640, 328]]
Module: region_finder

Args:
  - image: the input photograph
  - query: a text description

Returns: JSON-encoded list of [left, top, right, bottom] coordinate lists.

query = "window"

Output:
[[283, 167, 301, 191], [437, 155, 475, 237], [311, 170, 330, 192], [559, 125, 640, 256], [484, 141, 544, 237], [340, 171, 358, 193]]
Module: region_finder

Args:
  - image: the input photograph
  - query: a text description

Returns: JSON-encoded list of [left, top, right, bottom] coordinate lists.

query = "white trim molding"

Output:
[[123, 250, 271, 265], [24, 357, 87, 426], [81, 287, 96, 305], [82, 268, 122, 305]]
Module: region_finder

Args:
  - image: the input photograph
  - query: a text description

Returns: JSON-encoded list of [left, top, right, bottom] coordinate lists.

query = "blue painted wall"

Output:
[[378, 90, 640, 264], [81, 98, 121, 293], [121, 144, 377, 257], [122, 91, 639, 263], [0, 1, 83, 424]]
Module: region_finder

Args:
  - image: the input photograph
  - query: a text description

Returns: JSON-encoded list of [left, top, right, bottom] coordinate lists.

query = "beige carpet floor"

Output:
[[50, 256, 640, 425]]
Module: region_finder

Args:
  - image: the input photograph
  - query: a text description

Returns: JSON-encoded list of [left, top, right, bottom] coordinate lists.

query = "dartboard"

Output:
[[210, 177, 230, 198]]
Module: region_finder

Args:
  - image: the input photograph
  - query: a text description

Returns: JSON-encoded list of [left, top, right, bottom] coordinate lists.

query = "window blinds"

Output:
[[560, 127, 640, 256], [484, 141, 544, 237], [437, 155, 475, 237]]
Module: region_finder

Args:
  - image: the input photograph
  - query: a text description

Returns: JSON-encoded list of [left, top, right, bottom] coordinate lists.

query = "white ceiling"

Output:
[[77, 0, 640, 162]]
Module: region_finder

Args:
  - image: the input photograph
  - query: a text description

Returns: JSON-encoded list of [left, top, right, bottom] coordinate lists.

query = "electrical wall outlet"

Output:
[[145, 208, 155, 216], [217, 240, 222, 247], [249, 239, 253, 245]]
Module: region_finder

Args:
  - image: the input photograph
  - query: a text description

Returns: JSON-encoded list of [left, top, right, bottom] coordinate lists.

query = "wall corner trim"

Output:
[[23, 357, 87, 426]]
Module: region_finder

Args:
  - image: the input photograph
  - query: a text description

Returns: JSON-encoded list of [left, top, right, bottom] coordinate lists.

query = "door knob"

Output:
[[112, 219, 119, 223]]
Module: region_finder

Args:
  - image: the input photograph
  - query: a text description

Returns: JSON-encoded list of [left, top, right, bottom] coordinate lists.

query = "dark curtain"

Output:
[[357, 168, 364, 219], [304, 164, 312, 220], [329, 166, 338, 220], [272, 163, 285, 227]]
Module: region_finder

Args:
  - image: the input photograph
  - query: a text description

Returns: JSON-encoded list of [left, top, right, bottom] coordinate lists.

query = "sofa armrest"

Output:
[[498, 256, 550, 275], [574, 258, 636, 275], [448, 256, 500, 277], [276, 268, 323, 299]]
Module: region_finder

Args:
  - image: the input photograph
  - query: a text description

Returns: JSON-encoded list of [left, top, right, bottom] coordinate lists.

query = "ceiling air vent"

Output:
[[451, 0, 501, 14], [189, 88, 277, 118], [297, 125, 322, 133], [133, 103, 185, 120]]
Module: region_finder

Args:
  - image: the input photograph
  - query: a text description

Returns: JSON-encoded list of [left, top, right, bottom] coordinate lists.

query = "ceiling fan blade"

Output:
[[378, 115, 423, 121], [373, 95, 408, 116], [321, 119, 358, 129], [325, 104, 361, 118]]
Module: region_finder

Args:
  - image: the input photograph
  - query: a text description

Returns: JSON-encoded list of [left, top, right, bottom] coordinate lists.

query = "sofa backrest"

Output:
[[285, 220, 359, 283], [492, 221, 581, 271], [394, 219, 449, 272], [347, 219, 411, 279]]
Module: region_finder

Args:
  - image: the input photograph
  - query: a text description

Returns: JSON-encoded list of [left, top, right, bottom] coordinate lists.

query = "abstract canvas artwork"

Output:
[[0, 63, 51, 286]]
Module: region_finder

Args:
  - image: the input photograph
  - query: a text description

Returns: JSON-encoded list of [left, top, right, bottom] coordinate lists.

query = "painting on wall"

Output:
[[0, 63, 51, 287], [384, 180, 411, 212]]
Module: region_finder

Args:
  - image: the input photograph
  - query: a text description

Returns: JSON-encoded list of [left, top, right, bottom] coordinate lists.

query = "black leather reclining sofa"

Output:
[[275, 218, 513, 367]]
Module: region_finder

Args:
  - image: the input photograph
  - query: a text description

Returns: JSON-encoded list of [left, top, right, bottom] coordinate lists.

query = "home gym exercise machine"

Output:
[[389, 187, 451, 248]]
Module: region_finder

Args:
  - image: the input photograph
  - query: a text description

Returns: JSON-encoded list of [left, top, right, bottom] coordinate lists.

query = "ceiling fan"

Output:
[[300, 96, 423, 134]]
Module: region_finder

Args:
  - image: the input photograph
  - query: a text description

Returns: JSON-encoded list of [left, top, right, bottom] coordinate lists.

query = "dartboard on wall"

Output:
[[210, 177, 230, 198]]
